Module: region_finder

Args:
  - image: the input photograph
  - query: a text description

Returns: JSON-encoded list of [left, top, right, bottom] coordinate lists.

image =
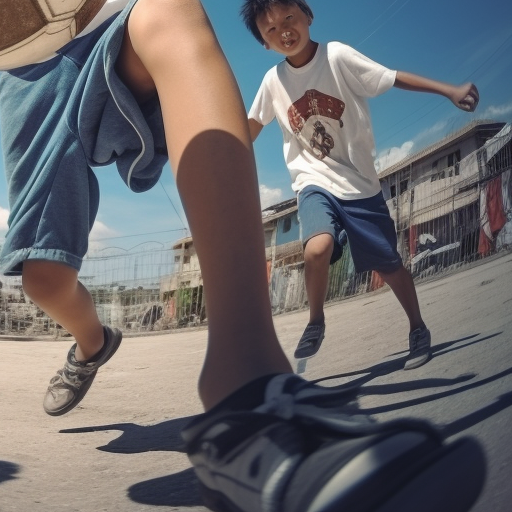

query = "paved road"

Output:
[[1, 253, 511, 512]]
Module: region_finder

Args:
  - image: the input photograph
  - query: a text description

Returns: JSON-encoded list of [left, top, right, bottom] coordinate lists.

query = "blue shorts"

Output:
[[0, 0, 167, 276], [298, 185, 403, 273]]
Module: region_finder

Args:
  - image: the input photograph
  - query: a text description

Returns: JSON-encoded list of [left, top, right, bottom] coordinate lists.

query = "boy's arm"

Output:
[[248, 118, 264, 142], [394, 71, 479, 112]]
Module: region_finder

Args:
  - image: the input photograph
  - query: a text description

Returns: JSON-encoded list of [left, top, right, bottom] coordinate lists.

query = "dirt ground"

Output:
[[1, 253, 512, 512]]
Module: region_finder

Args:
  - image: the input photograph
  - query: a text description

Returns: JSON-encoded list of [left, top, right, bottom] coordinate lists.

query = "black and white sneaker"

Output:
[[404, 326, 432, 370], [43, 326, 123, 416], [294, 323, 326, 359], [183, 373, 485, 512]]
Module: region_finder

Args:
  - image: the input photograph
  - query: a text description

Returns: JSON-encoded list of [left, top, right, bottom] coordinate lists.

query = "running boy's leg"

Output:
[[294, 233, 332, 358], [379, 264, 432, 369], [23, 261, 104, 361], [379, 264, 424, 331], [1, 56, 123, 416], [119, 0, 292, 409], [23, 261, 121, 416], [303, 233, 333, 325]]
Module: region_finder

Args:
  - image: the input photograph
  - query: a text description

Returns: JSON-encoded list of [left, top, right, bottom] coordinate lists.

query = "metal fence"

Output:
[[1, 129, 511, 337]]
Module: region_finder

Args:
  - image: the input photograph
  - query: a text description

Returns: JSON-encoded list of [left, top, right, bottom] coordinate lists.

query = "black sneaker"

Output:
[[43, 326, 123, 416], [404, 326, 432, 370], [294, 323, 325, 359], [183, 374, 485, 512]]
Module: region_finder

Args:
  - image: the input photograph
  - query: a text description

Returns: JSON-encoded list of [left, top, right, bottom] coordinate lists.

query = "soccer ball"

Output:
[[0, 0, 107, 70]]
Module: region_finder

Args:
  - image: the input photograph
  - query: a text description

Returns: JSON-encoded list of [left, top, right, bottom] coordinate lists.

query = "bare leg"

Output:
[[379, 265, 425, 332], [303, 233, 333, 324], [22, 261, 104, 361], [119, 0, 291, 409]]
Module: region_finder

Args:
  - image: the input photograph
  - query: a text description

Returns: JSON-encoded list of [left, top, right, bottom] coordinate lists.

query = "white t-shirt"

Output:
[[249, 42, 397, 200]]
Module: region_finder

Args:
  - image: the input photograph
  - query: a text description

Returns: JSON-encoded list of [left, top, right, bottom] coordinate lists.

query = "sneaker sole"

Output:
[[294, 336, 325, 360], [403, 349, 432, 370]]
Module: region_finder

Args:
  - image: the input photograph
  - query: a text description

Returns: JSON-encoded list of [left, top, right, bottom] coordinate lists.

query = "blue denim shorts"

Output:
[[298, 185, 402, 273], [0, 0, 167, 276]]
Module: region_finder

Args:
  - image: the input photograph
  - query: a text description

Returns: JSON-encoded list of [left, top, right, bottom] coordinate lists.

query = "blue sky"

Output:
[[1, 0, 511, 252]]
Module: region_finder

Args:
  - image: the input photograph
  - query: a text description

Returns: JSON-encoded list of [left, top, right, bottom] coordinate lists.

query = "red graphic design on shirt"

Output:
[[288, 89, 345, 160]]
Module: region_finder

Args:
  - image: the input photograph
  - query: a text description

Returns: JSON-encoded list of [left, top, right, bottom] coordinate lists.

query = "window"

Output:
[[282, 217, 292, 233], [183, 255, 191, 264], [174, 255, 181, 263], [399, 179, 408, 195], [390, 185, 397, 198], [447, 149, 461, 167], [448, 150, 461, 176]]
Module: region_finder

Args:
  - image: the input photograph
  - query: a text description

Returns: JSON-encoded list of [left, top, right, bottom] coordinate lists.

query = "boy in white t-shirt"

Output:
[[241, 0, 479, 368]]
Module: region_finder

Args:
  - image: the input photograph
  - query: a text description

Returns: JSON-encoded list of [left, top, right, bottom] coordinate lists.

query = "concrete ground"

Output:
[[1, 252, 511, 512]]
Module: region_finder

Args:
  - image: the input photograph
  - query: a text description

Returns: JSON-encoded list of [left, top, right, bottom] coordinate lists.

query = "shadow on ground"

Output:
[[60, 415, 195, 453], [61, 416, 204, 507], [0, 461, 20, 485], [128, 467, 202, 507], [58, 330, 512, 508]]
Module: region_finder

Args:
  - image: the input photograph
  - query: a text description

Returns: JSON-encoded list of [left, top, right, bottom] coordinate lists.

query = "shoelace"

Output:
[[254, 374, 437, 438], [254, 374, 375, 433], [410, 329, 429, 351], [50, 361, 96, 389]]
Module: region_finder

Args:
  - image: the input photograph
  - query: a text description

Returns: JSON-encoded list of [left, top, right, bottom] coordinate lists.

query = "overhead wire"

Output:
[[373, 24, 512, 146], [159, 179, 188, 230]]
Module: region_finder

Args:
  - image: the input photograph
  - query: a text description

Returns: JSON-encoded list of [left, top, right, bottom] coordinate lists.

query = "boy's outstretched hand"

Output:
[[451, 82, 479, 112], [394, 71, 479, 113]]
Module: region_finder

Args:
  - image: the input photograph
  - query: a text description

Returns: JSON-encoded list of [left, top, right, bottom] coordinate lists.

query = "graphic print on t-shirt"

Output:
[[288, 89, 345, 160]]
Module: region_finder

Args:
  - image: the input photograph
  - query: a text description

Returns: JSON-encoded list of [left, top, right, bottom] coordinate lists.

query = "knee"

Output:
[[304, 235, 334, 265], [22, 261, 77, 305]]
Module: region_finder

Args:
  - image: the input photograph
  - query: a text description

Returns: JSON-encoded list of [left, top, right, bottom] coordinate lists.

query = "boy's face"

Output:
[[256, 4, 315, 67]]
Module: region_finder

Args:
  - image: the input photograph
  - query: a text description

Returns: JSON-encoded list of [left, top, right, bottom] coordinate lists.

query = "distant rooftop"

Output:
[[261, 197, 297, 223], [378, 119, 505, 179]]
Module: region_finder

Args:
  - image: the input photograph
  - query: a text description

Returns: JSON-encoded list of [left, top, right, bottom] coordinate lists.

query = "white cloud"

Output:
[[0, 211, 119, 252], [375, 140, 414, 173], [480, 101, 512, 120], [414, 120, 449, 144], [259, 184, 283, 210], [88, 220, 119, 252], [90, 220, 118, 239], [0, 206, 9, 234]]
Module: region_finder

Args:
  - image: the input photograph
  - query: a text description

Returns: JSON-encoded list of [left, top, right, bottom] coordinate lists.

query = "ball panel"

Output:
[[0, 29, 76, 69], [75, 0, 108, 35], [39, 0, 89, 18], [0, 0, 108, 70], [0, 0, 46, 52]]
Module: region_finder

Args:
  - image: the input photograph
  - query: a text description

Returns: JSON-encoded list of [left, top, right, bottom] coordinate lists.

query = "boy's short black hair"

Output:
[[240, 0, 314, 45]]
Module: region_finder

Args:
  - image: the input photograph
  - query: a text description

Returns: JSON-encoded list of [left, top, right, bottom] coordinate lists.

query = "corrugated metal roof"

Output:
[[262, 197, 298, 224], [378, 119, 504, 179]]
